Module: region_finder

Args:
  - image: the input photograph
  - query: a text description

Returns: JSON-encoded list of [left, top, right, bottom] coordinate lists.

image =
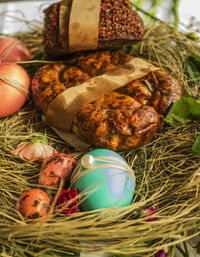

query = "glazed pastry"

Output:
[[117, 70, 184, 116], [32, 50, 184, 150], [67, 50, 132, 77], [31, 63, 90, 113], [72, 92, 163, 151], [31, 51, 131, 112]]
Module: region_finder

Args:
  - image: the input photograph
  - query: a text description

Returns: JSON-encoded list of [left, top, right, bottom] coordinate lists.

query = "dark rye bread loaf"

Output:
[[31, 50, 184, 151], [43, 0, 144, 56]]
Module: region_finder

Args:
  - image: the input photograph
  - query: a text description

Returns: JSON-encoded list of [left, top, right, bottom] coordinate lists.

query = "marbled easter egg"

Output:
[[71, 149, 135, 211], [16, 188, 52, 220]]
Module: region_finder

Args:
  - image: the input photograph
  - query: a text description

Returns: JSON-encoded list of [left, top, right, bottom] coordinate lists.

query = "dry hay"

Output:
[[0, 20, 200, 257]]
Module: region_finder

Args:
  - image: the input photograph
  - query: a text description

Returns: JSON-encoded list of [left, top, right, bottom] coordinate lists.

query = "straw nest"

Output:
[[0, 20, 200, 257]]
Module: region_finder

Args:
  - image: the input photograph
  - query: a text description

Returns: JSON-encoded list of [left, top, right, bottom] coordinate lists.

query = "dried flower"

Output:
[[56, 189, 79, 214], [142, 207, 157, 221], [155, 250, 167, 257], [12, 141, 57, 162]]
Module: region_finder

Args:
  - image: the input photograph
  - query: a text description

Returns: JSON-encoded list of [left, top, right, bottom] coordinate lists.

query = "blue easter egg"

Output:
[[71, 149, 135, 211]]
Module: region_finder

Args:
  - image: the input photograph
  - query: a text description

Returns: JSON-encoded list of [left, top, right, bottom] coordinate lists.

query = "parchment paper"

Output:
[[59, 0, 71, 51], [59, 0, 101, 53]]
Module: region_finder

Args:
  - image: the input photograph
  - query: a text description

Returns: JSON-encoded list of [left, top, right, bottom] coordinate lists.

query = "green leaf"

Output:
[[191, 52, 200, 64], [187, 60, 200, 82], [192, 135, 200, 154], [31, 136, 48, 145], [186, 32, 200, 41], [164, 96, 200, 126], [187, 52, 200, 83]]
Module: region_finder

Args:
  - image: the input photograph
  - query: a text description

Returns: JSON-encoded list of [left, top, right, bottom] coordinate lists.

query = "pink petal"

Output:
[[155, 250, 167, 257], [12, 142, 57, 162], [12, 142, 30, 157]]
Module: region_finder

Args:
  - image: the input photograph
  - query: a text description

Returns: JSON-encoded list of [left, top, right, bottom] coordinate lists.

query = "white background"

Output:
[[0, 0, 200, 35]]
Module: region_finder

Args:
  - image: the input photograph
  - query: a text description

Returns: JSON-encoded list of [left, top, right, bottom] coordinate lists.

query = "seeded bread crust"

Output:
[[43, 0, 144, 57]]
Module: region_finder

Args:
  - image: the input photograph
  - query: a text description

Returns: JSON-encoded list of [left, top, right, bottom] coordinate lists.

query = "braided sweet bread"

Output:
[[31, 50, 183, 151]]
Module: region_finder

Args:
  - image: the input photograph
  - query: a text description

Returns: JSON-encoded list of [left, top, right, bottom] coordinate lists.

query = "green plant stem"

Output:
[[170, 244, 176, 257], [149, 0, 165, 17], [135, 0, 149, 8], [130, 2, 160, 22], [151, 0, 158, 16], [183, 241, 190, 257], [173, 0, 180, 30], [176, 245, 187, 257]]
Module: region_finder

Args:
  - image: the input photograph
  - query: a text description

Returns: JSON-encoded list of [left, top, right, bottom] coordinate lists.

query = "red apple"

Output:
[[0, 37, 33, 64], [0, 64, 30, 118]]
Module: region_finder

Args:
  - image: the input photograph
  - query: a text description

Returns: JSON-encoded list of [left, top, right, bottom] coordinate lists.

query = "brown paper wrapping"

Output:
[[59, 0, 101, 53], [44, 58, 159, 150], [59, 0, 71, 51]]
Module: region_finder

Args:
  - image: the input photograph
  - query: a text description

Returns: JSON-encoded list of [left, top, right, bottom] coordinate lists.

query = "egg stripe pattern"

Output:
[[70, 155, 135, 187]]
